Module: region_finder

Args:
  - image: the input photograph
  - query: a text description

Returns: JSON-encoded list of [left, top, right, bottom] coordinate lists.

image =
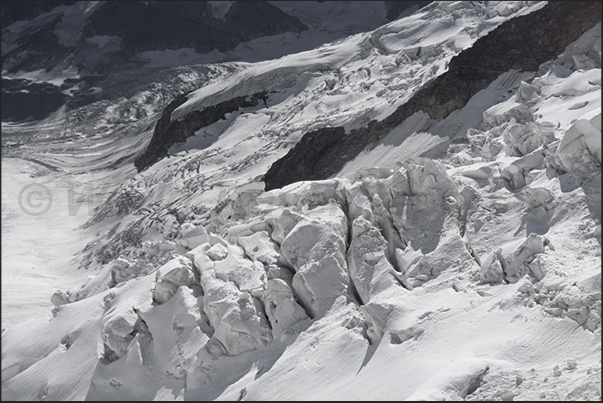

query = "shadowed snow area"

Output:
[[1, 1, 601, 401]]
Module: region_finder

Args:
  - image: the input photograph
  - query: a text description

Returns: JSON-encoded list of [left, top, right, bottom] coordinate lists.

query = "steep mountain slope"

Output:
[[1, 1, 423, 122], [1, 1, 601, 401], [262, 0, 601, 189], [75, 1, 556, 274], [1, 1, 430, 330]]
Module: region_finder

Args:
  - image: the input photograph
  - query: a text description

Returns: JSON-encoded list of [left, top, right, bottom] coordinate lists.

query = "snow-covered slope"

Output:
[[1, 1, 601, 401]]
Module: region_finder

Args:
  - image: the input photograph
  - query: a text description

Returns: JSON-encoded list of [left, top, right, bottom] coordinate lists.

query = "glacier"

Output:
[[1, 1, 601, 401]]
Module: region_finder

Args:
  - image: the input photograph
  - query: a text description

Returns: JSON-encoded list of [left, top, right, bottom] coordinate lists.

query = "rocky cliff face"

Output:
[[134, 91, 268, 171], [262, 1, 602, 191]]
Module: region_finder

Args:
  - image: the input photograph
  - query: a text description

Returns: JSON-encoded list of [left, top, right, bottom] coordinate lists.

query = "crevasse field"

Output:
[[1, 1, 601, 400]]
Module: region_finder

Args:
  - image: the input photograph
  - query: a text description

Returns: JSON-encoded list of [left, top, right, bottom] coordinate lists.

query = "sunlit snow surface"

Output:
[[1, 1, 601, 401]]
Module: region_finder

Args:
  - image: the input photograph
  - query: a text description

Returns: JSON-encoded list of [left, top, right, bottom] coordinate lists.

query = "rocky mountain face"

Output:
[[82, 1, 307, 66], [1, 77, 67, 121], [1, 1, 426, 122], [1, 1, 76, 27], [384, 0, 431, 20], [0, 1, 294, 121], [2, 1, 305, 74], [262, 0, 602, 190], [134, 91, 269, 171]]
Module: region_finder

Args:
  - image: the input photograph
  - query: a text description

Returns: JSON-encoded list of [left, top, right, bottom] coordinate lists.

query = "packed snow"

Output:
[[1, 1, 600, 401]]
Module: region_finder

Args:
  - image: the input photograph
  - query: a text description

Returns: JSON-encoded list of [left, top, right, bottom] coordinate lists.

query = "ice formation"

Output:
[[1, 1, 600, 401]]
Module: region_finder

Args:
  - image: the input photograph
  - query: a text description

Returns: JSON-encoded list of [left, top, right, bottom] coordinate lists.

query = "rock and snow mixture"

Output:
[[2, 2, 600, 401]]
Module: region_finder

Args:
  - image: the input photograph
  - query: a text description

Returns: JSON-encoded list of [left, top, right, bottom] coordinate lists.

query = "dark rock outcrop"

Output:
[[0, 1, 311, 122], [384, 1, 432, 21], [134, 92, 268, 171], [1, 78, 68, 122], [263, 1, 602, 191], [2, 14, 70, 74], [221, 1, 308, 44], [2, 1, 307, 77], [262, 127, 347, 190], [1, 1, 76, 27], [81, 1, 307, 70]]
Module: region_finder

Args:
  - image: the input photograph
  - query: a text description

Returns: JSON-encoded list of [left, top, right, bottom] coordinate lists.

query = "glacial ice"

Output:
[[1, 3, 600, 401]]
